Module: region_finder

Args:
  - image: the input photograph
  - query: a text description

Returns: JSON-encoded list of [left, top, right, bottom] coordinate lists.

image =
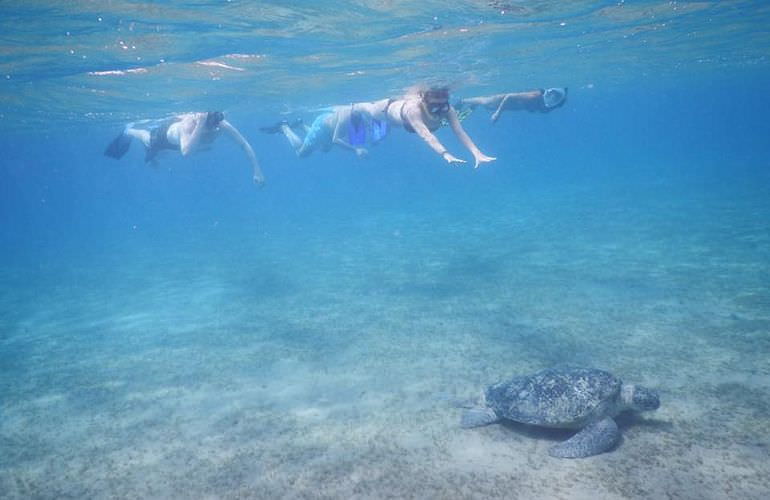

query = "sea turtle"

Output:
[[461, 366, 660, 458]]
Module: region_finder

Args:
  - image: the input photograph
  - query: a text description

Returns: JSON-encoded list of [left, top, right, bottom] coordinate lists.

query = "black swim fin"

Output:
[[259, 120, 288, 134], [104, 131, 132, 159]]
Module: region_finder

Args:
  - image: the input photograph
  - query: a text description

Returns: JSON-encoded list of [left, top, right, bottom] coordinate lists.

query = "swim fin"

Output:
[[348, 113, 366, 146], [371, 119, 388, 143], [104, 131, 132, 159], [259, 120, 289, 134]]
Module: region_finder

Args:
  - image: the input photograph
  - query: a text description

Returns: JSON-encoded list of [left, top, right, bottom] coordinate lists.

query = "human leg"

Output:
[[124, 127, 151, 147], [280, 123, 306, 153], [457, 95, 503, 111], [295, 112, 333, 158]]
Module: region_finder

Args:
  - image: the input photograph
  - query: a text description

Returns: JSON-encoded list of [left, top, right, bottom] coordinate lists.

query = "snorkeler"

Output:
[[455, 88, 568, 123], [259, 102, 382, 159], [104, 111, 265, 186], [381, 86, 496, 168], [261, 86, 494, 168]]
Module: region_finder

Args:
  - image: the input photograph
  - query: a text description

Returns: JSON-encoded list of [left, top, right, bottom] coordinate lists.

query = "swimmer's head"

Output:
[[541, 88, 568, 111], [421, 87, 451, 116], [206, 111, 225, 128]]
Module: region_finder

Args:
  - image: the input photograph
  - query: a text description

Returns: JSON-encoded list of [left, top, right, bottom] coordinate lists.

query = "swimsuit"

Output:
[[145, 120, 179, 162], [399, 101, 416, 133], [388, 99, 441, 134]]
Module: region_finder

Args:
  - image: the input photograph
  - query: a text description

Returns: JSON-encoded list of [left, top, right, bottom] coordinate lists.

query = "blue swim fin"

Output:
[[348, 113, 366, 146], [371, 119, 388, 143], [104, 131, 132, 159]]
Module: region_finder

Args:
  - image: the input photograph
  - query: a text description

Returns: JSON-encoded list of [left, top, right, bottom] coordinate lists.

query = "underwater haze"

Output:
[[2, 1, 770, 499]]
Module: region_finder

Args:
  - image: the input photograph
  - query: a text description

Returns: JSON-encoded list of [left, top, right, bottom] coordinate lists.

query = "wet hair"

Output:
[[421, 87, 450, 102], [206, 111, 225, 128]]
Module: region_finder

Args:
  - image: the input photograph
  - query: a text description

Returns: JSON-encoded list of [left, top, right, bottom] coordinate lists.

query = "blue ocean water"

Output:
[[2, 2, 770, 498]]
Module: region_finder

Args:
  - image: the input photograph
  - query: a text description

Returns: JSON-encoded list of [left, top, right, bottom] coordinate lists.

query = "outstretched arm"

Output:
[[491, 94, 513, 122], [446, 108, 496, 169], [220, 120, 265, 186], [404, 106, 465, 165]]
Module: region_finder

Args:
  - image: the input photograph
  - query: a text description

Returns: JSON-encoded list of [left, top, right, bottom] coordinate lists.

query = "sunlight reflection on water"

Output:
[[1, 0, 768, 127]]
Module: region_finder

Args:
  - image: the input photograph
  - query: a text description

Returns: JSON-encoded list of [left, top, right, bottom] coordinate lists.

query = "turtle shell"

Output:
[[485, 367, 622, 427]]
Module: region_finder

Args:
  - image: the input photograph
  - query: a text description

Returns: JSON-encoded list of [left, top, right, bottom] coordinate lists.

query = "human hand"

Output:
[[473, 154, 496, 169], [442, 151, 466, 165], [253, 174, 265, 187], [491, 110, 501, 123], [355, 147, 368, 158]]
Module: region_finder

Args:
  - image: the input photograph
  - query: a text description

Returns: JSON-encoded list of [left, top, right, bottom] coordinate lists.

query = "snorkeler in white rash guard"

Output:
[[105, 111, 265, 186]]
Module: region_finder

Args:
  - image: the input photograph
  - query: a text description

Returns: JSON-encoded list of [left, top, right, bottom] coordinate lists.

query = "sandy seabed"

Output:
[[2, 181, 769, 499]]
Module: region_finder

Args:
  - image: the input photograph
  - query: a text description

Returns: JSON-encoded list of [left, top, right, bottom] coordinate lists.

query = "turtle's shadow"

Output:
[[496, 412, 671, 444], [615, 412, 672, 432], [498, 420, 573, 443]]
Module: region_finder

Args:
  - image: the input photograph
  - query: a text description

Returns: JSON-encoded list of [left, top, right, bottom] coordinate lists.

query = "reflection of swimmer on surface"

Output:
[[455, 88, 568, 123], [104, 111, 265, 186]]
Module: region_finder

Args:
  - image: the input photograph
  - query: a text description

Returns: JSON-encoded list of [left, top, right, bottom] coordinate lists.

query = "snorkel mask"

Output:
[[421, 88, 451, 116], [206, 111, 225, 128], [542, 88, 567, 110]]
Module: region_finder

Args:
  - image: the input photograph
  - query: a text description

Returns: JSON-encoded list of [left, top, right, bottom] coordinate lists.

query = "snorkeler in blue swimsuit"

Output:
[[260, 99, 392, 159]]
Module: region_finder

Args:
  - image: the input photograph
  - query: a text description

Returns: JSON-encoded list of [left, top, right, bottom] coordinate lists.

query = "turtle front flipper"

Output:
[[548, 417, 620, 458], [461, 407, 499, 428]]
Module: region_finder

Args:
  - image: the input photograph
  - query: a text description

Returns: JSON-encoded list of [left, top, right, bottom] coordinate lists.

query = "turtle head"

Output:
[[621, 384, 660, 412]]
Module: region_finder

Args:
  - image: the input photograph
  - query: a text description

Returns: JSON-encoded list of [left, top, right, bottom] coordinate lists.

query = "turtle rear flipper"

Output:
[[461, 407, 499, 428], [548, 417, 620, 458]]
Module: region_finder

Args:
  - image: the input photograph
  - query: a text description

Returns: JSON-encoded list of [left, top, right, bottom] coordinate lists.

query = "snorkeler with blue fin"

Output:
[[261, 100, 388, 159], [262, 86, 495, 168]]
